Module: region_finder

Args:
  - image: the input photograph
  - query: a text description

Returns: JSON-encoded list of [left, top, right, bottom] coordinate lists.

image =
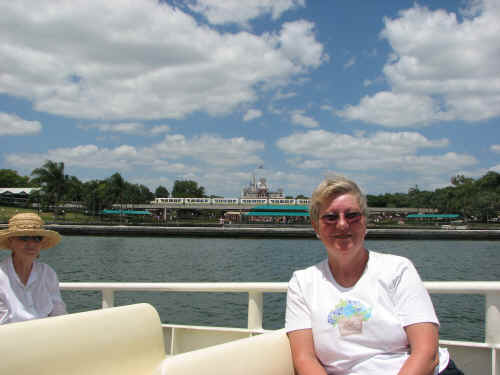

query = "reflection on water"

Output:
[[34, 236, 500, 341]]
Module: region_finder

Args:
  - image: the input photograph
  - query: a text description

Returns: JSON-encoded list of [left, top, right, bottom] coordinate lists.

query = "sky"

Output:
[[0, 0, 499, 198]]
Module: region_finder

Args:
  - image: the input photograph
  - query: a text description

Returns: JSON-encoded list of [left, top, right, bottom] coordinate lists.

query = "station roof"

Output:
[[245, 211, 309, 217], [407, 214, 460, 218], [102, 209, 151, 215], [251, 205, 309, 211], [0, 188, 41, 195]]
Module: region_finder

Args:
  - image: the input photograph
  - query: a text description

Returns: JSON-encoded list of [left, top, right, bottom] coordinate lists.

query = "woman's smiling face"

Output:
[[9, 236, 43, 261], [315, 193, 367, 261]]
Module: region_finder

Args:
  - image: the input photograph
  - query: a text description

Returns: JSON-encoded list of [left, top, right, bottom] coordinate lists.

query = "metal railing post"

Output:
[[248, 291, 263, 330], [485, 292, 500, 345], [102, 289, 115, 309]]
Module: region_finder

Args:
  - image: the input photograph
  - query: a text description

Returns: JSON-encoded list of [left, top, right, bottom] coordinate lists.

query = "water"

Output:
[[31, 236, 500, 342]]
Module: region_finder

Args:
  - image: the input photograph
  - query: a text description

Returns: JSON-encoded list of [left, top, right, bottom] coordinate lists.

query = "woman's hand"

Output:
[[398, 322, 440, 375], [288, 329, 328, 375]]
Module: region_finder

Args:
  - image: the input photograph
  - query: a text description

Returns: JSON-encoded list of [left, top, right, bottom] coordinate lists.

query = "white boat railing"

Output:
[[60, 281, 500, 374]]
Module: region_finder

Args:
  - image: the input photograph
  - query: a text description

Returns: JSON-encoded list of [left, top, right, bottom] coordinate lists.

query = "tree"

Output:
[[450, 174, 474, 186], [65, 175, 84, 202], [172, 180, 205, 197], [366, 194, 388, 207], [295, 194, 309, 199], [82, 179, 101, 216], [155, 185, 169, 198], [0, 169, 31, 187], [124, 183, 154, 203], [476, 171, 500, 191], [137, 184, 154, 203], [106, 173, 126, 209], [31, 160, 67, 205]]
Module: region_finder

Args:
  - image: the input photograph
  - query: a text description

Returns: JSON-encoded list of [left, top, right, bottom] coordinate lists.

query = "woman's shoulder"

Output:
[[0, 256, 12, 284], [369, 250, 413, 268], [0, 255, 11, 273], [33, 260, 58, 277], [291, 259, 329, 281]]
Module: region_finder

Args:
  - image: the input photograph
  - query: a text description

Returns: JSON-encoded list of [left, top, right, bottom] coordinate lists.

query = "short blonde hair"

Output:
[[310, 175, 368, 225]]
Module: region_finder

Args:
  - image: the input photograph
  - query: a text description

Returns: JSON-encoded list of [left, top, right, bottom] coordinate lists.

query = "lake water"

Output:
[[28, 236, 500, 342]]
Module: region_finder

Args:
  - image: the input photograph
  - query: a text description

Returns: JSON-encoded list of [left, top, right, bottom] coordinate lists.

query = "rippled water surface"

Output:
[[34, 236, 500, 341]]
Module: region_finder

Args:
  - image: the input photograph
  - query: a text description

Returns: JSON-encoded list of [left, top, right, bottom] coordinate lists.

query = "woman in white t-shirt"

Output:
[[285, 175, 463, 375], [0, 213, 66, 324]]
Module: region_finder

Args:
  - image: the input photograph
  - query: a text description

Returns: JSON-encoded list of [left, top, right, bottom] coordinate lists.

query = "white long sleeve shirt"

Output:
[[0, 255, 66, 324]]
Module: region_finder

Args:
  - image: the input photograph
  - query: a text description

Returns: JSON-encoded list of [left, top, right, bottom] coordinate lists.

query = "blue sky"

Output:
[[0, 0, 499, 197]]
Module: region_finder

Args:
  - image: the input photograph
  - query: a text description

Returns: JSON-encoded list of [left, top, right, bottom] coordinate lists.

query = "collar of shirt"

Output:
[[7, 255, 39, 288]]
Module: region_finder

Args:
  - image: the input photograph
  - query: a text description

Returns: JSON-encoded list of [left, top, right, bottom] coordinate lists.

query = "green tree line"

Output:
[[366, 172, 500, 222], [0, 160, 206, 214]]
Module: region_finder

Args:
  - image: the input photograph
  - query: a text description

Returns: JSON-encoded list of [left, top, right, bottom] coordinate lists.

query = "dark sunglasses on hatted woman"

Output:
[[16, 236, 44, 243], [320, 211, 362, 224]]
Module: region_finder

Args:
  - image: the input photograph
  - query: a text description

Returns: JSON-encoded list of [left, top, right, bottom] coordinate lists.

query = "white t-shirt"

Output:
[[0, 255, 67, 324], [286, 251, 449, 374]]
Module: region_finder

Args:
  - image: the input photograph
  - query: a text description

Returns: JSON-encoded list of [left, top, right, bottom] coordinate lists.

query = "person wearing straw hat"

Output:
[[0, 212, 66, 324]]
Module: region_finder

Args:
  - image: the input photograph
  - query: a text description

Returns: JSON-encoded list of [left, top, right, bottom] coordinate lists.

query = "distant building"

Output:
[[0, 188, 41, 206], [241, 173, 284, 199]]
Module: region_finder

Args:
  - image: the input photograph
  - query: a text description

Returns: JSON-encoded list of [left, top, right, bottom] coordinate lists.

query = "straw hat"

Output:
[[0, 213, 61, 250]]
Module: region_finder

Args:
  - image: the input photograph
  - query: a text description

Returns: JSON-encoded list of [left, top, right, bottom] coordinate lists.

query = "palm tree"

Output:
[[31, 160, 67, 207], [107, 173, 126, 222]]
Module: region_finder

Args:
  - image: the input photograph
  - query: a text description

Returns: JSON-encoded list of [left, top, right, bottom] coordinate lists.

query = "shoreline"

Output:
[[4, 223, 498, 240]]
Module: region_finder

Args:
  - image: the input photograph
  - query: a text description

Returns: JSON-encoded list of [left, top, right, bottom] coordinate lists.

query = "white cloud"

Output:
[[273, 89, 297, 101], [320, 104, 334, 111], [4, 133, 265, 172], [152, 134, 265, 167], [491, 144, 500, 153], [187, 0, 305, 27], [276, 129, 475, 175], [243, 109, 263, 122], [344, 56, 356, 69], [291, 110, 319, 128], [338, 0, 500, 127], [150, 125, 171, 135], [288, 158, 328, 169], [271, 20, 328, 69], [80, 123, 145, 135], [0, 1, 326, 121], [0, 113, 42, 135], [336, 92, 452, 127]]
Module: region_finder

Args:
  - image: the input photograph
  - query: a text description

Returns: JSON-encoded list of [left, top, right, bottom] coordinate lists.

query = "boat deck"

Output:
[[60, 281, 500, 374]]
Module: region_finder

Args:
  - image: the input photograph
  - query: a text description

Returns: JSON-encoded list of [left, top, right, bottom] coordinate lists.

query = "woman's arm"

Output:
[[398, 322, 439, 375], [0, 294, 9, 324], [46, 266, 67, 316], [288, 329, 328, 375]]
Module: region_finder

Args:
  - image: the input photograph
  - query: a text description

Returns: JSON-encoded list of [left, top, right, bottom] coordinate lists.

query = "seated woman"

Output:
[[286, 175, 463, 375], [0, 212, 66, 324]]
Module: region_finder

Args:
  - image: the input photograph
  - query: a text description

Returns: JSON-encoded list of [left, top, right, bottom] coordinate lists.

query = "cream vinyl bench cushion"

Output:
[[158, 328, 294, 375], [0, 302, 294, 375], [0, 303, 166, 375]]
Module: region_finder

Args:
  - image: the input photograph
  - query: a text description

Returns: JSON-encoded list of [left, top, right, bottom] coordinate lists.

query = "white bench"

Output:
[[0, 303, 294, 375], [160, 328, 294, 375]]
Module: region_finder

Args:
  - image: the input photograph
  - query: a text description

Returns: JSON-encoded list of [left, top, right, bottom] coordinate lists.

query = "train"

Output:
[[150, 197, 310, 206]]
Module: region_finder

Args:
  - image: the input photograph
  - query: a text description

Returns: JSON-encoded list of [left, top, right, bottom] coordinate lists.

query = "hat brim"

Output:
[[0, 229, 61, 250]]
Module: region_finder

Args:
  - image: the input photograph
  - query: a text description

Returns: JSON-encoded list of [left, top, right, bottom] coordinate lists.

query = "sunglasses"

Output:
[[16, 236, 44, 243], [320, 211, 362, 224]]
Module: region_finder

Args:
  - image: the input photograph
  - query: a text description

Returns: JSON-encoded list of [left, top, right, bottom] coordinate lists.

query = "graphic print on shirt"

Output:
[[327, 298, 372, 336]]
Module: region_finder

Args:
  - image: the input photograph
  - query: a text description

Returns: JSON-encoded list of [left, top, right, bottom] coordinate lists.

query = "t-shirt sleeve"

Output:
[[285, 271, 312, 332], [391, 258, 439, 327]]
